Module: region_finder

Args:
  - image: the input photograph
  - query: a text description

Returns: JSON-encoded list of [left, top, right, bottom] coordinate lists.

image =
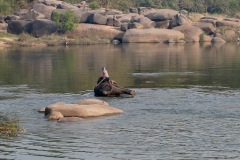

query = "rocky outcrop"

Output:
[[211, 37, 226, 43], [20, 9, 46, 20], [41, 99, 123, 122], [7, 20, 29, 34], [32, 3, 56, 19], [89, 13, 108, 25], [29, 19, 58, 37], [216, 20, 240, 28], [3, 0, 240, 43], [173, 25, 203, 42], [75, 23, 124, 40], [144, 9, 178, 21], [122, 28, 184, 43], [192, 22, 216, 35]]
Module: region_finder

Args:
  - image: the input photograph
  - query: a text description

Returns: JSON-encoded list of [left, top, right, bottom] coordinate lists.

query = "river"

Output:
[[0, 43, 239, 159]]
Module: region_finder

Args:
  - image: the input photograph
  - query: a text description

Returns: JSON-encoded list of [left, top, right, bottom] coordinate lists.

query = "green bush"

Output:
[[89, 1, 100, 10], [52, 10, 80, 33], [0, 117, 24, 137]]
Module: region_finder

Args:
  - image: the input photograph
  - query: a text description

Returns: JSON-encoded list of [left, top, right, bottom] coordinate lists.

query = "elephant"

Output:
[[94, 77, 136, 97]]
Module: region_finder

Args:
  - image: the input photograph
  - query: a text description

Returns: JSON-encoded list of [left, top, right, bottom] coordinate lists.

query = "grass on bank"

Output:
[[0, 118, 25, 137], [0, 25, 115, 46]]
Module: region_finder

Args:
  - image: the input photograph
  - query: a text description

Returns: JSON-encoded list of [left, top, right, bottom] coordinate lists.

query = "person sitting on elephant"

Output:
[[98, 66, 110, 84]]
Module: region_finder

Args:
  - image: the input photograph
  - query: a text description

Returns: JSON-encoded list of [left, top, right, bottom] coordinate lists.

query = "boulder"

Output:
[[222, 29, 237, 42], [128, 22, 144, 29], [29, 19, 58, 37], [75, 24, 124, 40], [47, 111, 64, 120], [138, 17, 155, 28], [176, 13, 192, 26], [105, 9, 123, 15], [214, 32, 223, 39], [7, 20, 29, 34], [192, 22, 216, 34], [144, 9, 178, 21], [223, 18, 240, 23], [74, 98, 109, 105], [57, 2, 78, 10], [20, 9, 46, 20], [113, 18, 121, 27], [173, 25, 203, 42], [42, 0, 62, 7], [155, 20, 170, 29], [129, 7, 138, 13], [216, 20, 240, 28], [116, 13, 139, 24], [44, 102, 123, 120], [211, 37, 226, 44], [130, 16, 155, 29], [122, 28, 184, 43], [4, 15, 20, 22], [138, 7, 156, 15], [199, 35, 212, 42], [120, 23, 128, 31], [32, 3, 56, 19], [200, 19, 217, 27], [52, 9, 90, 23], [89, 13, 108, 25], [201, 16, 218, 20], [107, 17, 114, 26], [14, 9, 29, 17]]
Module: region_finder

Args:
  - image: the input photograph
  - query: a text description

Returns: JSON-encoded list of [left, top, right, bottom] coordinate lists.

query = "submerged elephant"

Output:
[[94, 77, 136, 97]]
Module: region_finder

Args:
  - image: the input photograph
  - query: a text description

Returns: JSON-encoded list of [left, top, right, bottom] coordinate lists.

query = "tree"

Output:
[[52, 10, 80, 33]]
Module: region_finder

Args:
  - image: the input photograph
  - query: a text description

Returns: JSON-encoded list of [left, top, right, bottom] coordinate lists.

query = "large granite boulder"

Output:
[[155, 20, 170, 29], [128, 22, 144, 29], [32, 3, 56, 19], [57, 1, 78, 9], [7, 20, 29, 34], [122, 28, 184, 43], [138, 17, 155, 29], [41, 0, 62, 7], [192, 22, 216, 35], [176, 13, 192, 26], [51, 9, 93, 23], [42, 99, 123, 121], [144, 9, 178, 21], [29, 19, 58, 37], [216, 20, 240, 28], [75, 23, 124, 40], [200, 18, 217, 27], [88, 13, 108, 25], [20, 9, 46, 20], [74, 98, 109, 105], [173, 25, 203, 42], [221, 29, 238, 42], [211, 37, 226, 44]]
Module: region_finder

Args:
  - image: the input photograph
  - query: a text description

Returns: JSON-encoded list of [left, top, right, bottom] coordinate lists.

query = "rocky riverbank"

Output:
[[0, 0, 240, 47]]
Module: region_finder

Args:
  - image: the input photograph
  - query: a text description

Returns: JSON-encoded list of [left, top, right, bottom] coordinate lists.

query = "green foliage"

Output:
[[0, 117, 24, 137], [0, 0, 13, 16], [52, 10, 80, 33], [89, 1, 100, 9]]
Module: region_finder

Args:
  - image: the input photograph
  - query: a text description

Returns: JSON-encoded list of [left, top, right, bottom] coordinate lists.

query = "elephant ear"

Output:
[[101, 84, 112, 95]]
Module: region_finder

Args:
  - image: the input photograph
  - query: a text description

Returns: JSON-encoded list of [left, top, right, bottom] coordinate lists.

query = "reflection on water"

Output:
[[0, 43, 240, 159], [0, 43, 240, 93]]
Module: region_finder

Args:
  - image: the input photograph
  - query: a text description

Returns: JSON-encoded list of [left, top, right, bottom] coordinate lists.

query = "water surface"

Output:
[[0, 43, 239, 159]]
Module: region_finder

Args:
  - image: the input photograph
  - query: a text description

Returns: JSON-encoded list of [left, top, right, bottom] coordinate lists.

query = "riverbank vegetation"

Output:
[[0, 116, 24, 137], [0, 0, 240, 17]]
